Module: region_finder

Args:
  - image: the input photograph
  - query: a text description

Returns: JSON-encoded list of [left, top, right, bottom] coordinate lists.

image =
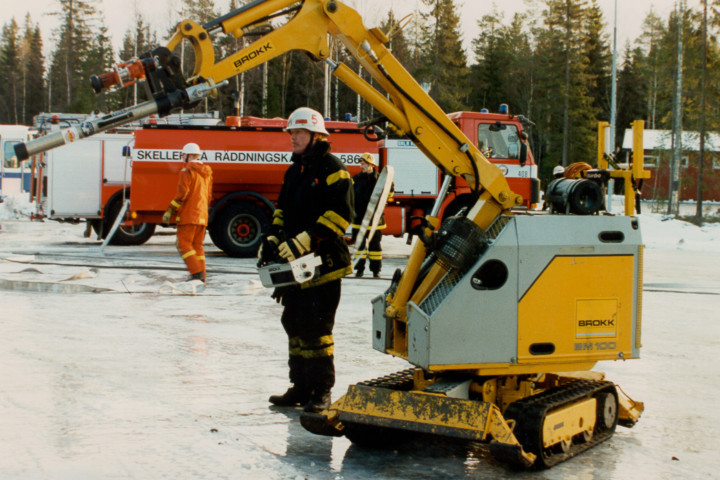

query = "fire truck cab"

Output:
[[381, 108, 539, 236]]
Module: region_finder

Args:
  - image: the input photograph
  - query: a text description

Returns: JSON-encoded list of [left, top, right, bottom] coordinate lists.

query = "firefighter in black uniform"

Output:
[[351, 152, 389, 278], [261, 107, 354, 413]]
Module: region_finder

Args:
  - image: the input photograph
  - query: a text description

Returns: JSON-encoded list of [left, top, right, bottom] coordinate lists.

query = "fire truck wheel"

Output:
[[104, 197, 156, 246], [209, 201, 269, 257]]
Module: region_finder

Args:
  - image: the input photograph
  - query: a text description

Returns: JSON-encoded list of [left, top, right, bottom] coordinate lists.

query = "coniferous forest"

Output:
[[1, 0, 717, 181]]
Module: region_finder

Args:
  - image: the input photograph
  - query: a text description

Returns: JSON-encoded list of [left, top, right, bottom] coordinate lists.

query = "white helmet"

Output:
[[359, 152, 376, 166], [553, 165, 565, 176], [285, 107, 329, 136], [182, 143, 202, 155]]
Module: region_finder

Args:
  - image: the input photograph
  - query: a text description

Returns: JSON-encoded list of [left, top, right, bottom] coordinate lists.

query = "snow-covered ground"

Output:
[[1, 193, 719, 479]]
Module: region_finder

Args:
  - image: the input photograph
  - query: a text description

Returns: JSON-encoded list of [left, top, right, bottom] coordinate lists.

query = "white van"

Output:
[[0, 125, 31, 198]]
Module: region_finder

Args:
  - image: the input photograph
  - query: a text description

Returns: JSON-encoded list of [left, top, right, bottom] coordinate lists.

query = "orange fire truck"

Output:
[[127, 108, 538, 257], [129, 115, 378, 256]]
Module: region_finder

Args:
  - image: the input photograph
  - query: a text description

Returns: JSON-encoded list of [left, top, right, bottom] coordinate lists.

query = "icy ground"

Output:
[[1, 194, 720, 480]]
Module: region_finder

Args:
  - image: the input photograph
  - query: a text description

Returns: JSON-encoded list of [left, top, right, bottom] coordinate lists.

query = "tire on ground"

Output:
[[104, 196, 156, 246], [209, 201, 270, 257]]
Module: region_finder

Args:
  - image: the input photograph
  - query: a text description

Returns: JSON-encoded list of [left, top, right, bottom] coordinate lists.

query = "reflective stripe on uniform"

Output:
[[368, 251, 382, 260], [181, 250, 197, 259], [318, 210, 350, 236], [299, 335, 334, 358], [289, 336, 301, 356], [301, 265, 353, 289], [272, 209, 284, 227], [326, 170, 351, 185], [170, 200, 181, 208]]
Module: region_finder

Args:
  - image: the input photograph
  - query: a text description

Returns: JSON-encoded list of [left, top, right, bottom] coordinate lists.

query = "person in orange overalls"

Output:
[[162, 143, 213, 283]]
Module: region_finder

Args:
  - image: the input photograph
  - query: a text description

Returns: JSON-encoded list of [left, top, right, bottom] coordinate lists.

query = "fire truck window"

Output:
[[477, 124, 520, 159], [4, 141, 19, 168]]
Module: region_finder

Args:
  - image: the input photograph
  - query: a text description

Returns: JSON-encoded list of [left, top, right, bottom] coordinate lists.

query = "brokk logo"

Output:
[[578, 319, 615, 327], [234, 43, 273, 68], [575, 298, 618, 338]]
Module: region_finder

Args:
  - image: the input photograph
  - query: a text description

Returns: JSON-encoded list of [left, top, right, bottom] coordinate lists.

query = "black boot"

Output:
[[269, 386, 309, 407], [303, 390, 331, 413], [355, 258, 366, 277], [187, 271, 205, 283]]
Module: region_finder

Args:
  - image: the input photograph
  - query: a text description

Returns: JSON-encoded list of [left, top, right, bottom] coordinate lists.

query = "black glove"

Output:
[[271, 286, 289, 304], [257, 235, 280, 268]]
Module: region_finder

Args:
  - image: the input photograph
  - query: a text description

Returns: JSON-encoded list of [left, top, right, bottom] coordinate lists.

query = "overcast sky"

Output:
[[2, 0, 682, 62]]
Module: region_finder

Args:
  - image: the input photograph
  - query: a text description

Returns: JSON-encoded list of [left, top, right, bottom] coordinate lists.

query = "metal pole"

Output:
[[262, 62, 268, 117], [607, 0, 618, 213], [668, 0, 684, 216], [324, 58, 330, 119], [240, 37, 245, 117], [696, 0, 707, 219], [356, 64, 362, 121]]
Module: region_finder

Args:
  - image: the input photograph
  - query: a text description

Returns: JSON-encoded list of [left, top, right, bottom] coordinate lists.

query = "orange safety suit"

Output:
[[170, 160, 213, 279]]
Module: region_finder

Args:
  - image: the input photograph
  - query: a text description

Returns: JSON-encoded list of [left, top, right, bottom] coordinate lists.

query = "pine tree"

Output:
[[534, 0, 597, 172], [470, 10, 535, 116], [470, 8, 506, 111], [47, 0, 104, 112], [280, 51, 324, 116], [616, 45, 648, 139], [0, 19, 22, 124], [679, 5, 720, 134], [89, 24, 119, 112], [501, 14, 537, 117], [21, 18, 46, 124], [404, 4, 425, 76], [116, 14, 158, 108], [636, 10, 667, 129], [416, 0, 469, 112], [584, 0, 611, 124]]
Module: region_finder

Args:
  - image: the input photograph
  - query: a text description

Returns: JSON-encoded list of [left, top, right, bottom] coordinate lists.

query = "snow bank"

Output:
[[0, 193, 34, 220], [639, 214, 720, 252]]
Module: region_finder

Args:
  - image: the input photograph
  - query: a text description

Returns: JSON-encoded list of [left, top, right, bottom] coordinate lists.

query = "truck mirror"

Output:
[[519, 142, 528, 167]]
